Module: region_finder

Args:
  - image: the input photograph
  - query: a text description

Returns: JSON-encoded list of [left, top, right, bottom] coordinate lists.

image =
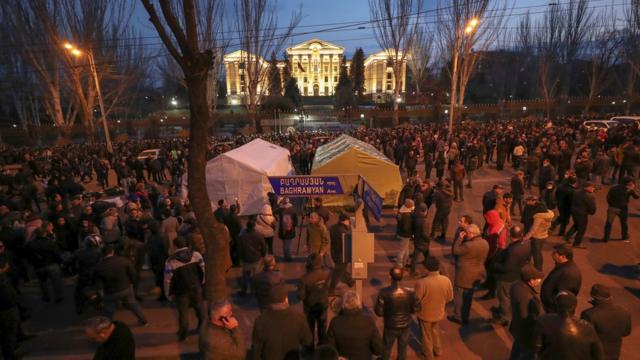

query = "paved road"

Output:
[[20, 164, 640, 359]]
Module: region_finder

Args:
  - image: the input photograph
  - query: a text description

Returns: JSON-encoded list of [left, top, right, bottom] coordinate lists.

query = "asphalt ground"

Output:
[[18, 162, 640, 360]]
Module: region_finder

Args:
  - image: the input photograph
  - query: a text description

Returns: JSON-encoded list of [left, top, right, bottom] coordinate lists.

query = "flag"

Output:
[[297, 62, 305, 73]]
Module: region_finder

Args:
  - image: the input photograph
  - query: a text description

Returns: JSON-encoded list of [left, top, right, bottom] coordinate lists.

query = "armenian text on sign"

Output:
[[269, 176, 344, 197]]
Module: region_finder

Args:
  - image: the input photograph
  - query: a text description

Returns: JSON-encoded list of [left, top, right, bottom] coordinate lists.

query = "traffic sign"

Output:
[[268, 176, 344, 197]]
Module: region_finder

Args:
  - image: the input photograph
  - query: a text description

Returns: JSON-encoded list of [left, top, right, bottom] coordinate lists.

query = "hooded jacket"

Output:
[[525, 209, 555, 240], [484, 209, 507, 255], [163, 247, 205, 298], [396, 205, 414, 238]]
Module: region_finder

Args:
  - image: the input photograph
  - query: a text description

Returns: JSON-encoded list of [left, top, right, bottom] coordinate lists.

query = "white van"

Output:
[[609, 116, 640, 129], [582, 120, 619, 131]]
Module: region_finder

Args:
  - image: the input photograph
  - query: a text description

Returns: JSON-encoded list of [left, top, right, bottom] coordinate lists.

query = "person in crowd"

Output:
[[565, 181, 597, 249], [93, 245, 147, 325], [199, 300, 245, 360], [540, 181, 557, 212], [0, 256, 20, 360], [449, 224, 489, 325], [161, 208, 180, 255], [255, 204, 276, 255], [482, 208, 507, 299], [540, 244, 582, 313], [329, 212, 355, 292], [450, 160, 466, 201], [213, 199, 230, 223], [164, 236, 205, 341], [298, 253, 331, 348], [147, 221, 169, 302], [414, 256, 453, 360], [313, 197, 331, 225], [69, 234, 103, 314], [411, 203, 431, 276], [327, 290, 383, 360], [252, 255, 284, 310], [430, 180, 453, 243], [492, 226, 532, 326], [237, 220, 266, 296], [277, 197, 298, 262], [482, 184, 505, 215], [602, 177, 639, 242], [26, 226, 64, 303], [553, 173, 577, 236], [510, 171, 526, 216], [224, 204, 243, 266], [523, 201, 554, 271], [306, 212, 330, 257], [396, 198, 415, 268], [538, 158, 556, 196], [534, 291, 604, 359], [251, 286, 313, 360], [509, 264, 545, 360], [85, 316, 135, 360], [374, 266, 420, 360], [580, 284, 632, 360]]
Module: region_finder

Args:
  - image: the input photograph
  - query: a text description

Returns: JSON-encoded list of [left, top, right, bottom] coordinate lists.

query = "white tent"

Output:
[[182, 139, 295, 215]]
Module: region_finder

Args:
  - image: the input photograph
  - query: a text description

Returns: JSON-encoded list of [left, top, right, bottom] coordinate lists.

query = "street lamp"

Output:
[[449, 17, 479, 140], [64, 42, 113, 153]]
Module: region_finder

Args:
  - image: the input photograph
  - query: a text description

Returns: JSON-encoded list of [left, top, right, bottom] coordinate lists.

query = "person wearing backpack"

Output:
[[277, 198, 298, 262]]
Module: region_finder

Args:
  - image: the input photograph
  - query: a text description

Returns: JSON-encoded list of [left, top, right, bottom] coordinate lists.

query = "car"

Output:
[[582, 120, 619, 131], [609, 116, 640, 129], [137, 148, 161, 161]]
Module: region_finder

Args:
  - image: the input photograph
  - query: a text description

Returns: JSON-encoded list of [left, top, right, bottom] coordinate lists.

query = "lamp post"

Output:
[[448, 17, 479, 140], [64, 42, 113, 153]]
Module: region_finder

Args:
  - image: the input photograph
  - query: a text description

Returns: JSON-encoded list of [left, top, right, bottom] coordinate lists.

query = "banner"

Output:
[[269, 176, 344, 197], [362, 177, 383, 221]]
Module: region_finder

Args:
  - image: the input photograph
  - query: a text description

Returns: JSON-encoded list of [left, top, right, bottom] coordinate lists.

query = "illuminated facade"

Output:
[[223, 39, 407, 104]]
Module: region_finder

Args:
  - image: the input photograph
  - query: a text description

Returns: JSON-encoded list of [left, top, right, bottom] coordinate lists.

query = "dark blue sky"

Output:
[[132, 0, 621, 58]]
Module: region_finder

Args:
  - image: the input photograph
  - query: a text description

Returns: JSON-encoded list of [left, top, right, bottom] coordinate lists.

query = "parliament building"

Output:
[[223, 39, 407, 105]]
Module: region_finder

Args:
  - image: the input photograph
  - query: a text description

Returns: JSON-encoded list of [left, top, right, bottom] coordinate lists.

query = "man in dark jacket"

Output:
[[252, 286, 313, 360], [252, 255, 284, 310], [297, 253, 331, 347], [509, 264, 544, 360], [430, 182, 453, 242], [224, 204, 243, 266], [0, 257, 20, 360], [85, 316, 135, 360], [581, 284, 632, 360], [93, 245, 147, 324], [396, 199, 415, 267], [164, 236, 205, 341], [411, 203, 431, 275], [327, 290, 383, 360], [329, 213, 354, 292], [69, 234, 103, 314], [602, 178, 639, 242], [277, 198, 298, 262], [565, 182, 597, 248], [492, 226, 531, 326], [374, 266, 420, 360], [534, 291, 604, 360], [538, 158, 556, 195], [553, 175, 577, 236], [237, 220, 266, 295], [540, 244, 582, 313], [26, 227, 64, 303]]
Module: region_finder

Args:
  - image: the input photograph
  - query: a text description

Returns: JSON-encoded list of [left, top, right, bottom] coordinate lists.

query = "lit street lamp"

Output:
[[64, 42, 113, 153]]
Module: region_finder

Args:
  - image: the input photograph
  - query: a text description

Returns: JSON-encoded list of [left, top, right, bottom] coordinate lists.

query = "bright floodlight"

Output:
[[469, 18, 479, 27], [522, 106, 527, 111], [360, 113, 364, 119], [171, 99, 178, 106], [444, 109, 449, 114], [71, 48, 82, 57], [64, 43, 73, 49], [465, 26, 474, 34]]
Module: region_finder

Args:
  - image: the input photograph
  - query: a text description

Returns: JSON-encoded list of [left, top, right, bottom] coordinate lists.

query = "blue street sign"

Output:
[[362, 179, 382, 221], [269, 176, 344, 197]]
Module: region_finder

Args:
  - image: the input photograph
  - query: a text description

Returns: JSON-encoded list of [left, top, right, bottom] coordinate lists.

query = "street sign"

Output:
[[362, 178, 383, 221], [268, 176, 344, 197]]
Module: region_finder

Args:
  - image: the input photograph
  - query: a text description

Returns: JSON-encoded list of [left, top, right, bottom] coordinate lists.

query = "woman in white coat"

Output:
[[255, 204, 276, 255]]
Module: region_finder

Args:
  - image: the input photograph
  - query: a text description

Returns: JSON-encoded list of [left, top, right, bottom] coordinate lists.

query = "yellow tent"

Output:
[[311, 134, 402, 207]]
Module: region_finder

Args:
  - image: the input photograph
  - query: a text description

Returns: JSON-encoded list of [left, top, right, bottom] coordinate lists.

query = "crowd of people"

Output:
[[0, 114, 638, 359]]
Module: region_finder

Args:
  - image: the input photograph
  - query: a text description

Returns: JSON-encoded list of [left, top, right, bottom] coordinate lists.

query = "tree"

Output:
[[233, 0, 300, 126], [335, 59, 357, 117], [350, 48, 366, 98], [584, 8, 622, 113], [622, 0, 640, 114], [369, 0, 422, 126], [267, 52, 282, 96], [406, 26, 433, 97], [436, 0, 510, 132], [281, 52, 293, 85], [141, 0, 230, 304], [284, 78, 302, 108]]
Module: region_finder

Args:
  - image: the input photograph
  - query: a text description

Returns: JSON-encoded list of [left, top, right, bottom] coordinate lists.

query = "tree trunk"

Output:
[[185, 67, 231, 305]]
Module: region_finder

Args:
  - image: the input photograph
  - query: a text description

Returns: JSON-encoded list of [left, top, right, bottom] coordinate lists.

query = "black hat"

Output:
[[520, 264, 544, 281], [553, 243, 573, 259], [424, 256, 440, 272], [590, 284, 612, 301], [556, 291, 578, 313], [338, 212, 350, 222]]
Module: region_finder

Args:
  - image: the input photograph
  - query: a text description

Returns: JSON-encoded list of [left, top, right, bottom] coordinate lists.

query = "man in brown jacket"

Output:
[[415, 256, 453, 360], [306, 212, 329, 256], [449, 224, 489, 325]]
